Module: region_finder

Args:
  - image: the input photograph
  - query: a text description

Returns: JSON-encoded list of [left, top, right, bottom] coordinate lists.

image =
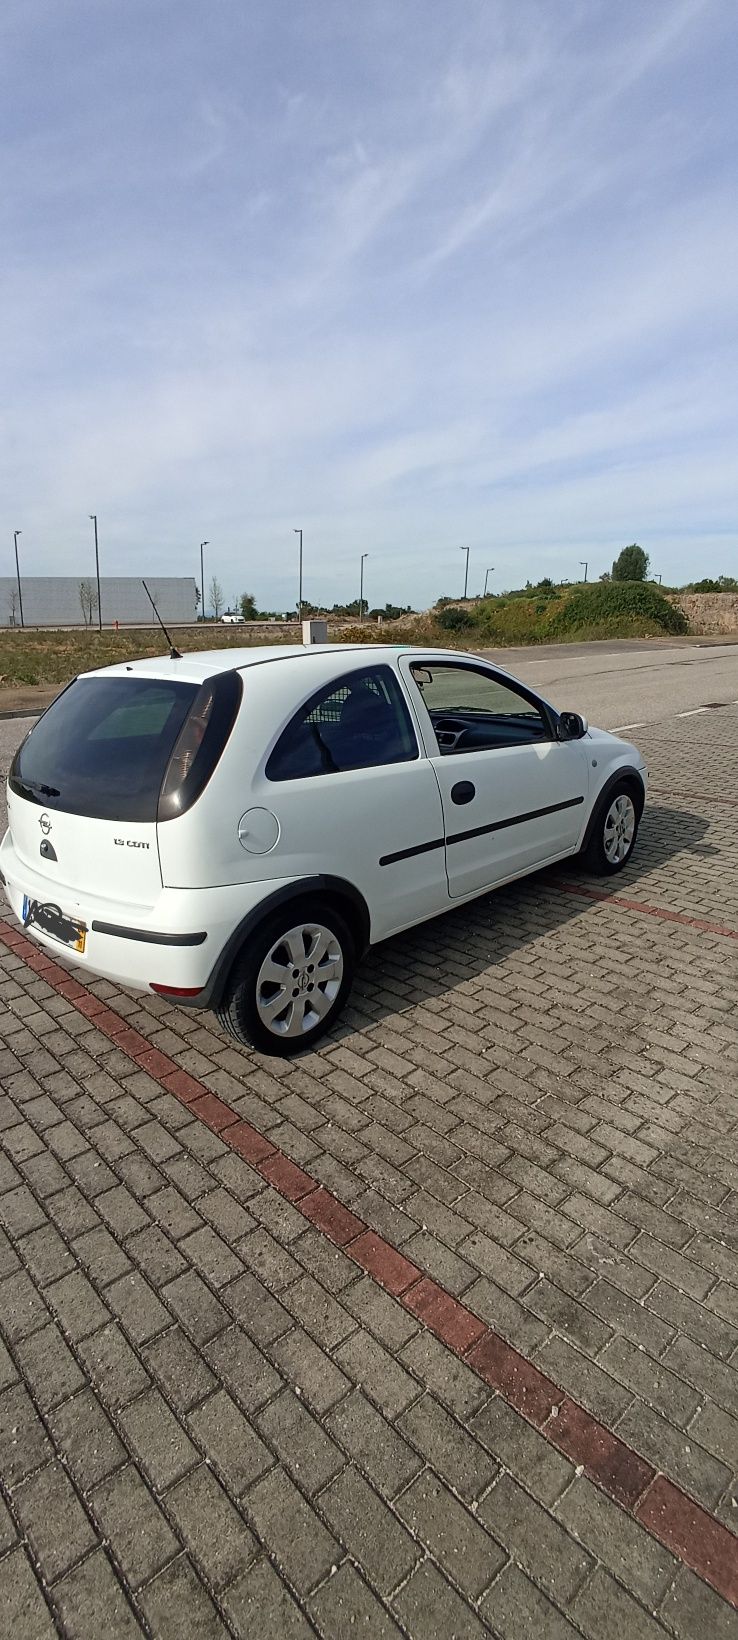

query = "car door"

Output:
[[400, 657, 589, 899], [240, 657, 450, 941]]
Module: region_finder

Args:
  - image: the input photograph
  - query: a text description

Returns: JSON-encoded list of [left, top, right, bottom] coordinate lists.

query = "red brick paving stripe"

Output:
[[649, 787, 738, 807], [347, 1230, 421, 1296], [227, 1120, 277, 1166], [258, 1153, 316, 1202], [188, 1091, 239, 1133], [543, 1398, 655, 1511], [466, 1332, 565, 1427], [1, 913, 736, 1611], [404, 1277, 487, 1355], [299, 1188, 366, 1247], [552, 880, 738, 940], [637, 1477, 738, 1608]]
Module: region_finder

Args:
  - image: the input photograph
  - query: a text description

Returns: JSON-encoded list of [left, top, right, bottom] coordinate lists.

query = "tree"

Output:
[[612, 543, 649, 581], [599, 570, 611, 582], [208, 575, 224, 620], [239, 592, 258, 620], [79, 578, 99, 627]]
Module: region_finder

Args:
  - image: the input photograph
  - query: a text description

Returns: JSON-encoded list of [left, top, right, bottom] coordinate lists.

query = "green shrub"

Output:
[[546, 581, 688, 636], [437, 605, 474, 631]]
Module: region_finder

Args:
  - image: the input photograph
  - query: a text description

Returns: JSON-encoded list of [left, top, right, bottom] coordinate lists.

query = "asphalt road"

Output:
[[478, 639, 738, 729]]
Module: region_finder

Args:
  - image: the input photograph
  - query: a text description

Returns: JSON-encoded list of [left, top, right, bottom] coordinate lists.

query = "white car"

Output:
[[1, 644, 647, 1055]]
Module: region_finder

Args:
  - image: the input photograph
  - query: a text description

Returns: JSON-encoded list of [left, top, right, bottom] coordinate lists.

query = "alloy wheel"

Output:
[[255, 922, 344, 1039]]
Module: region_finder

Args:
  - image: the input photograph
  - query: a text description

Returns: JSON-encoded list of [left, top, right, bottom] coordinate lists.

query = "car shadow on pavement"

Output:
[[341, 804, 714, 1034]]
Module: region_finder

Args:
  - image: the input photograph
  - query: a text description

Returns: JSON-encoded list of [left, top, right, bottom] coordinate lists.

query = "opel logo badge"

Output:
[[39, 813, 52, 836]]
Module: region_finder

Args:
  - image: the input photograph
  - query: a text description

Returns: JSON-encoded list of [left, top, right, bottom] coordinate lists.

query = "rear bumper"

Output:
[[0, 828, 301, 1003]]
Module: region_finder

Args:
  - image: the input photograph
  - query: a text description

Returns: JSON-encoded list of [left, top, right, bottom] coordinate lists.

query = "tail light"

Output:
[[158, 670, 242, 822]]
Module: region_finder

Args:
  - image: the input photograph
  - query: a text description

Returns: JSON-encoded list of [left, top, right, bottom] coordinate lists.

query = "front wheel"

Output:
[[216, 901, 355, 1055], [580, 784, 641, 875]]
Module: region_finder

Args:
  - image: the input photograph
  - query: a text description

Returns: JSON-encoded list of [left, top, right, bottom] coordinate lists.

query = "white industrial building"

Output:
[[2, 576, 197, 628]]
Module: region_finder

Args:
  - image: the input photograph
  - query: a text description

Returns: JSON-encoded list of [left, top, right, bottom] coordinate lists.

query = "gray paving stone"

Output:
[[318, 1463, 420, 1596], [0, 1381, 52, 1484], [481, 1562, 581, 1639], [15, 1320, 87, 1412], [45, 1268, 111, 1342], [76, 1321, 151, 1410], [479, 1474, 593, 1607], [327, 1389, 423, 1500], [205, 1323, 282, 1413], [398, 1393, 498, 1503], [0, 1547, 58, 1639], [0, 1267, 50, 1342], [14, 1460, 97, 1583], [392, 1557, 490, 1639], [106, 1269, 171, 1345], [335, 1326, 419, 1419], [396, 1466, 506, 1599], [310, 1561, 404, 1637], [224, 1555, 315, 1639], [164, 1463, 259, 1592], [399, 1329, 489, 1420], [270, 1326, 350, 1415], [138, 1554, 229, 1639], [90, 1463, 180, 1588], [187, 1388, 273, 1495], [257, 1387, 344, 1497], [119, 1388, 198, 1491], [570, 1565, 670, 1640], [554, 1476, 678, 1605], [49, 1389, 127, 1491], [143, 1324, 217, 1412], [53, 1547, 145, 1637], [470, 1395, 575, 1506], [658, 1565, 738, 1640], [245, 1466, 340, 1594]]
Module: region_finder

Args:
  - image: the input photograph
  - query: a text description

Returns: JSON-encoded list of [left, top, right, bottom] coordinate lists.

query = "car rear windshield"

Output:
[[11, 677, 199, 822]]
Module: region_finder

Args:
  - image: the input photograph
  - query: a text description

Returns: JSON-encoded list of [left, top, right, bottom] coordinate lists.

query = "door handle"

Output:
[[450, 780, 475, 805]]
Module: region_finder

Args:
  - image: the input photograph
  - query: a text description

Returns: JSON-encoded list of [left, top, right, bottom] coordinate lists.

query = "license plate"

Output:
[[22, 895, 87, 953]]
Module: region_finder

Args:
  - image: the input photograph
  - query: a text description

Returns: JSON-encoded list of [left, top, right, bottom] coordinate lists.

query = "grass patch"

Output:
[[0, 625, 296, 688]]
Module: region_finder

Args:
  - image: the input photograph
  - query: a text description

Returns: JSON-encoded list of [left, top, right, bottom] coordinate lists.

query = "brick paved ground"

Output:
[[1, 703, 737, 1637]]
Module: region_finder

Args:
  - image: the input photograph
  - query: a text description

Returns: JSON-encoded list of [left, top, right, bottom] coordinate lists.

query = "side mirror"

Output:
[[557, 711, 588, 741]]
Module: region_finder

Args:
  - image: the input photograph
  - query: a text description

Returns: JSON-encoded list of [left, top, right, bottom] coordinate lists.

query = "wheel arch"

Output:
[[581, 765, 646, 854], [187, 875, 371, 1012]]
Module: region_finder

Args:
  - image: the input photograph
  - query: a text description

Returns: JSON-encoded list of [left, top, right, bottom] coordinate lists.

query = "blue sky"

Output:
[[2, 0, 737, 610]]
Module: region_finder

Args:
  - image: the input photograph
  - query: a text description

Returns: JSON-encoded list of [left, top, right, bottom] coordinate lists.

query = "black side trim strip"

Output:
[[447, 794, 584, 847], [91, 922, 207, 947], [379, 837, 445, 868]]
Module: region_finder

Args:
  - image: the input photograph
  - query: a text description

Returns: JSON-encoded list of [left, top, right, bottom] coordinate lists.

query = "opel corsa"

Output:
[[2, 644, 647, 1055]]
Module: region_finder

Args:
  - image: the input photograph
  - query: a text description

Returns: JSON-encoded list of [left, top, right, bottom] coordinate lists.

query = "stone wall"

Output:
[[671, 593, 738, 634]]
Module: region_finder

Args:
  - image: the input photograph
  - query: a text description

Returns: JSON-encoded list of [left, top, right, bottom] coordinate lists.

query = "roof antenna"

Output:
[[142, 580, 181, 659]]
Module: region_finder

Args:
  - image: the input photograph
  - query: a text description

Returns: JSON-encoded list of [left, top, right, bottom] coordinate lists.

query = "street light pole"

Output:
[[359, 553, 368, 622], [579, 561, 588, 583], [293, 529, 303, 622], [483, 566, 495, 597], [89, 515, 102, 629], [459, 546, 470, 599], [13, 531, 24, 628], [200, 541, 209, 620], [655, 573, 662, 585]]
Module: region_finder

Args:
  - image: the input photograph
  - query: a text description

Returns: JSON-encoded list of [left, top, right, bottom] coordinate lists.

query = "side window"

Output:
[[409, 663, 550, 754], [266, 666, 418, 780]]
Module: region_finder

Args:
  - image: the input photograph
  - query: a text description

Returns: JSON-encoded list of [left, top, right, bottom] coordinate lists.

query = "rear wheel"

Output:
[[580, 782, 641, 875], [216, 900, 355, 1055]]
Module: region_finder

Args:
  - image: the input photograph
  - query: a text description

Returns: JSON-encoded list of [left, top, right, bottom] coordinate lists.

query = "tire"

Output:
[[216, 899, 355, 1055], [580, 781, 641, 875]]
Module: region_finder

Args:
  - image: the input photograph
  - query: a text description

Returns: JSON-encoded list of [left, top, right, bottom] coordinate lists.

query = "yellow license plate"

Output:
[[22, 897, 87, 953]]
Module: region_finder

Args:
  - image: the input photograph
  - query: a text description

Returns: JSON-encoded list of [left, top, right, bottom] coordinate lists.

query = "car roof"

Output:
[[78, 642, 516, 688]]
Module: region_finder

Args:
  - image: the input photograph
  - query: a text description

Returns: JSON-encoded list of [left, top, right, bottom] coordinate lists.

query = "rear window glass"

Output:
[[266, 665, 418, 780], [11, 678, 198, 822]]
